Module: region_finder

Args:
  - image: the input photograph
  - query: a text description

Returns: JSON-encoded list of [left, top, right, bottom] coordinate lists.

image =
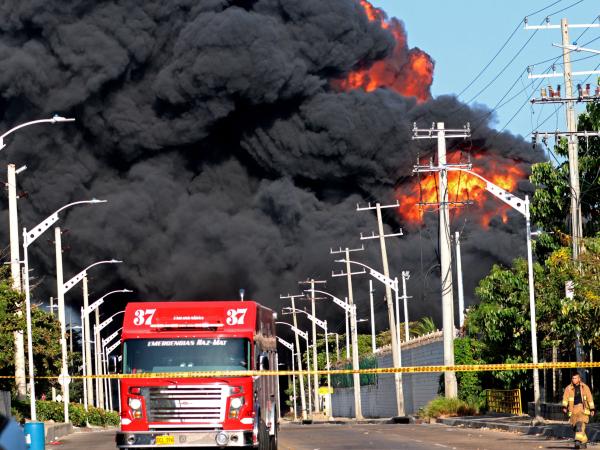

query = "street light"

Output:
[[83, 291, 131, 409], [1, 115, 75, 400], [276, 337, 297, 421], [331, 260, 407, 417], [282, 307, 333, 420], [58, 257, 122, 422], [0, 115, 75, 151], [22, 199, 105, 421], [443, 167, 542, 420], [100, 326, 122, 411], [276, 322, 310, 420]]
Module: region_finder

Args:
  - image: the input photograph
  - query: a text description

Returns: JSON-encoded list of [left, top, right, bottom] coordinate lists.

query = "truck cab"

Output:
[[116, 301, 278, 449]]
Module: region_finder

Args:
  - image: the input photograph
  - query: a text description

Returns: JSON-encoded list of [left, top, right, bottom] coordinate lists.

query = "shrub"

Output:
[[11, 398, 118, 427], [420, 396, 479, 419]]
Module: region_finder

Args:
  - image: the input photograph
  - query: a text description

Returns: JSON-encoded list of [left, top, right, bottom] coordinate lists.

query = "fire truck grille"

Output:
[[145, 384, 226, 426]]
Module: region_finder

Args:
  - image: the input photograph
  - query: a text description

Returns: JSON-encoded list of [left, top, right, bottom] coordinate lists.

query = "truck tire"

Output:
[[258, 419, 269, 450]]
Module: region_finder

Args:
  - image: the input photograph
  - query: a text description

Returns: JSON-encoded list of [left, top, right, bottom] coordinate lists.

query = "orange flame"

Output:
[[396, 153, 527, 228], [333, 1, 433, 103]]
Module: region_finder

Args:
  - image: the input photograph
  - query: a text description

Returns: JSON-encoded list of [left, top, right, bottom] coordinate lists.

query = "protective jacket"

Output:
[[563, 381, 595, 422]]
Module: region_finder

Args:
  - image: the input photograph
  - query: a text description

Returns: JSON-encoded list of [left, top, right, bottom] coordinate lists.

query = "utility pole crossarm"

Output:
[[360, 230, 403, 240], [445, 168, 527, 217], [524, 18, 600, 30], [277, 337, 294, 351], [412, 122, 471, 140], [528, 70, 600, 79], [552, 43, 600, 55], [106, 340, 121, 356], [102, 330, 120, 348]]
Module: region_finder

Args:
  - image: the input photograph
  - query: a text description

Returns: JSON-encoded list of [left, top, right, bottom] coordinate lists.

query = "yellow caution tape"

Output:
[[4, 361, 599, 380]]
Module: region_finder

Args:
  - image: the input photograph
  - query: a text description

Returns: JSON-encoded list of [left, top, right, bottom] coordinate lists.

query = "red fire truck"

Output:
[[116, 301, 278, 449]]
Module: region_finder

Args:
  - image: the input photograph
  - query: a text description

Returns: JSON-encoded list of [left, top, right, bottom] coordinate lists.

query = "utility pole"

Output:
[[331, 246, 365, 420], [413, 122, 471, 398], [368, 280, 376, 353], [345, 297, 350, 359], [401, 271, 411, 341], [455, 232, 465, 328], [82, 276, 94, 407], [298, 279, 326, 414], [279, 295, 307, 421], [357, 201, 406, 415], [526, 17, 600, 260], [8, 164, 27, 400], [55, 227, 70, 422]]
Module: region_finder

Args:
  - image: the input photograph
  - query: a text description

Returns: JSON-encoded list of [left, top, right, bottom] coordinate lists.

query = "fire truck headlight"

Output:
[[230, 397, 243, 409], [128, 398, 142, 411]]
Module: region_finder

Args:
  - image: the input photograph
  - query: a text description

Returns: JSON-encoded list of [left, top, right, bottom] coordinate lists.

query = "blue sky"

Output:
[[371, 0, 600, 139]]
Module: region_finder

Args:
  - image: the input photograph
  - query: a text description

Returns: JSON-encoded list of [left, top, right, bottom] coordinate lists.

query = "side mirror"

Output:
[[259, 353, 270, 371]]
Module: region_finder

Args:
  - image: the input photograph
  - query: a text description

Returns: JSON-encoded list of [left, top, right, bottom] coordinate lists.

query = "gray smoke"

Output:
[[0, 0, 544, 336]]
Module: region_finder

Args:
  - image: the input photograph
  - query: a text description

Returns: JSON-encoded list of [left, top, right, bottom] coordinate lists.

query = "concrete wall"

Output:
[[332, 332, 443, 418]]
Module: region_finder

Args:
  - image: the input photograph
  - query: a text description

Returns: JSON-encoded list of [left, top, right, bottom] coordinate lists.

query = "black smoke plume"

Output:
[[0, 0, 544, 337]]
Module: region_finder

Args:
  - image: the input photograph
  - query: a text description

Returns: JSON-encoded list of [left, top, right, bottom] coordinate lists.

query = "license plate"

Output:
[[156, 435, 175, 445]]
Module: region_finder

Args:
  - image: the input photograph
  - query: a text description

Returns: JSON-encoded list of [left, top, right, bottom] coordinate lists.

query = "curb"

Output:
[[45, 422, 73, 444], [282, 417, 415, 425], [437, 417, 600, 442]]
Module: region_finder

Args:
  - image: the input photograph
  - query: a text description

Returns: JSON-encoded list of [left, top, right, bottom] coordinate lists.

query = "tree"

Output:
[[0, 266, 62, 399], [530, 100, 600, 246]]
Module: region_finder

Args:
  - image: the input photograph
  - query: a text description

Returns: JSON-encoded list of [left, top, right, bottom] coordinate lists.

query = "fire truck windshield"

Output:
[[122, 338, 251, 373]]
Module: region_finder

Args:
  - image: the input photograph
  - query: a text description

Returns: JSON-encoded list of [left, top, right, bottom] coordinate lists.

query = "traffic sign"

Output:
[[57, 373, 71, 386]]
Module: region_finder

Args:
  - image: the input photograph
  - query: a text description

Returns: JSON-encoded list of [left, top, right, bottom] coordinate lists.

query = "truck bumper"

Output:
[[116, 430, 254, 448]]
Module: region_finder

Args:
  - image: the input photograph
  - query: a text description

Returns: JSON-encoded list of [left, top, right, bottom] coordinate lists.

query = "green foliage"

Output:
[[331, 354, 377, 388], [453, 338, 485, 408], [12, 399, 118, 427], [420, 396, 478, 419], [531, 100, 600, 242], [0, 264, 61, 396], [411, 317, 437, 337]]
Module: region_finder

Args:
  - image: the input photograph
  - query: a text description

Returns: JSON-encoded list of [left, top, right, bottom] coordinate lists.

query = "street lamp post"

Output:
[[276, 337, 297, 421], [1, 115, 75, 401], [283, 307, 333, 419], [22, 199, 105, 421], [83, 292, 130, 409], [332, 259, 406, 417], [276, 322, 309, 421], [101, 327, 122, 411], [434, 166, 542, 419], [58, 258, 122, 422]]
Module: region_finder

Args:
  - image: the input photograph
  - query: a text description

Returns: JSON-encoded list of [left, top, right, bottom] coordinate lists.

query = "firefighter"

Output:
[[562, 372, 595, 449]]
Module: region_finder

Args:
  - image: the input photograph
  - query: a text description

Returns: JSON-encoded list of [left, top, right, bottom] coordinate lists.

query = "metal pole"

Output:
[[83, 276, 94, 406], [290, 298, 307, 421], [80, 307, 88, 413], [394, 278, 401, 349], [103, 348, 110, 410], [561, 18, 583, 260], [305, 339, 312, 415], [345, 249, 363, 419], [526, 196, 541, 419], [275, 352, 281, 421], [437, 122, 458, 398], [9, 164, 26, 401], [335, 333, 340, 361], [55, 227, 70, 422], [310, 281, 319, 413], [324, 321, 332, 419], [369, 280, 376, 353], [345, 297, 350, 359], [401, 272, 410, 341], [291, 350, 297, 421], [455, 232, 465, 328], [375, 204, 405, 414], [95, 314, 104, 408], [22, 229, 36, 420]]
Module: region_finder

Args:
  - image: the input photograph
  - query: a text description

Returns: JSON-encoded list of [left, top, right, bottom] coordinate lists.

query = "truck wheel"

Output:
[[269, 427, 278, 450], [258, 419, 269, 450]]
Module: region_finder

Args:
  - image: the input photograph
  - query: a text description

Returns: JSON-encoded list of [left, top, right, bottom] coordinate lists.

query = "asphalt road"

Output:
[[53, 423, 580, 450]]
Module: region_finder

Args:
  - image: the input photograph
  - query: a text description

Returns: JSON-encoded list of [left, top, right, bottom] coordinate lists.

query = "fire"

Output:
[[396, 153, 527, 228], [333, 1, 434, 103]]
